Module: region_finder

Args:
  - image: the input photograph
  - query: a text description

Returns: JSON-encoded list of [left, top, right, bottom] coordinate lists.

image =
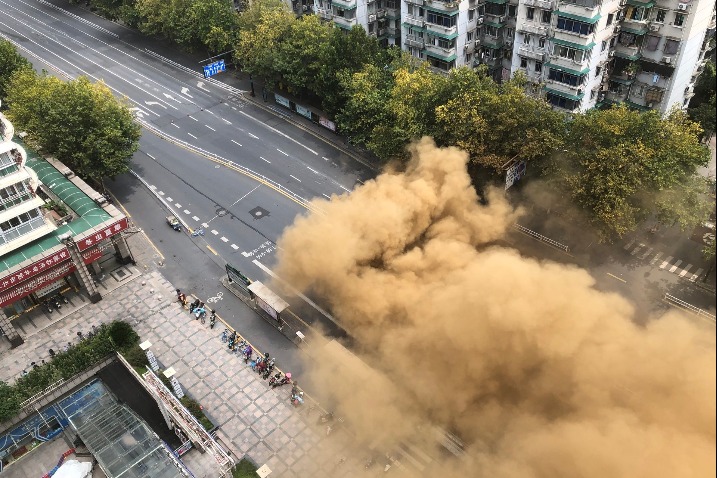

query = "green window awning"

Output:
[[555, 11, 602, 24], [334, 22, 354, 30], [609, 76, 635, 85], [484, 21, 505, 28], [625, 100, 651, 111], [614, 50, 642, 61], [626, 0, 656, 7], [551, 38, 596, 51], [544, 87, 585, 102], [330, 0, 357, 8], [545, 62, 589, 76], [426, 51, 457, 62], [620, 25, 648, 35], [485, 0, 508, 3], [402, 23, 426, 32], [425, 28, 458, 40]]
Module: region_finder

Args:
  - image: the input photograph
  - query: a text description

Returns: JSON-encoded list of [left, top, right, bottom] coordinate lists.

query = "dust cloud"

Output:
[[274, 137, 716, 477]]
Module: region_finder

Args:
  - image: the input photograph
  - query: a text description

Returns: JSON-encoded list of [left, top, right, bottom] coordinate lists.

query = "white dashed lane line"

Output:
[[206, 125, 216, 131], [166, 197, 173, 203], [188, 116, 198, 121], [192, 216, 200, 221], [260, 157, 271, 163], [289, 175, 301, 182], [171, 123, 180, 128], [220, 236, 229, 242], [211, 229, 219, 235], [183, 209, 191, 215], [231, 244, 239, 250], [188, 133, 197, 139], [231, 140, 242, 146], [277, 149, 289, 156], [248, 133, 259, 139]]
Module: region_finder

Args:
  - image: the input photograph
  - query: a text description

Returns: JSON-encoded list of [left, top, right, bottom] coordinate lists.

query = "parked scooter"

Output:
[[44, 300, 53, 314], [58, 292, 69, 304], [209, 310, 216, 328], [267, 372, 282, 387], [271, 372, 292, 388], [50, 295, 62, 310]]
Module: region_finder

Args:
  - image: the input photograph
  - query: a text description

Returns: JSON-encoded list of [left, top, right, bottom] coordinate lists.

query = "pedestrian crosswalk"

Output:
[[623, 239, 704, 282]]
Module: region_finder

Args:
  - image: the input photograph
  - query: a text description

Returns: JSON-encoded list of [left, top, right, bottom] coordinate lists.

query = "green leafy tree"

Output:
[[689, 60, 716, 141], [546, 105, 710, 240], [235, 0, 295, 86], [435, 68, 564, 173], [315, 26, 385, 115], [273, 15, 330, 94], [0, 382, 20, 422], [6, 73, 140, 180], [0, 39, 32, 101], [689, 93, 716, 142]]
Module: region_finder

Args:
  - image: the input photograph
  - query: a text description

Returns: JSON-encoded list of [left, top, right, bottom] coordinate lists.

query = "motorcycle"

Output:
[[267, 372, 282, 387], [44, 300, 53, 314], [271, 372, 291, 388], [209, 311, 216, 328], [51, 296, 62, 310], [262, 359, 275, 379], [290, 391, 304, 407], [195, 307, 206, 322], [58, 292, 69, 304]]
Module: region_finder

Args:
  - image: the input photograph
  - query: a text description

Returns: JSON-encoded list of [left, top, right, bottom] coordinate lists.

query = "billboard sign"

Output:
[[505, 161, 527, 190], [202, 60, 226, 79]]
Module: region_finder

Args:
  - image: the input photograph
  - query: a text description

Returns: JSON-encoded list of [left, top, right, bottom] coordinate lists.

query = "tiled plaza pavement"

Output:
[[0, 268, 381, 477]]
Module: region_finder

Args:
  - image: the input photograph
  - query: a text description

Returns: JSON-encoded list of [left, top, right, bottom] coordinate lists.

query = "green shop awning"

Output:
[[551, 38, 596, 51], [426, 51, 457, 62], [614, 50, 642, 61], [625, 100, 651, 111], [544, 87, 585, 101], [626, 0, 656, 7], [545, 62, 589, 76], [620, 25, 648, 34], [609, 76, 635, 85], [555, 11, 602, 24]]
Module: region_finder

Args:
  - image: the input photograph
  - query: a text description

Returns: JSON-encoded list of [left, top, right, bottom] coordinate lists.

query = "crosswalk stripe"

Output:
[[158, 191, 164, 196], [659, 256, 673, 269], [211, 229, 219, 235], [166, 197, 173, 202], [631, 244, 643, 256], [231, 244, 239, 250], [220, 236, 229, 242], [679, 264, 692, 277], [690, 268, 703, 282], [192, 216, 200, 221], [149, 185, 156, 190], [639, 247, 653, 259], [183, 209, 191, 215], [669, 260, 682, 273], [650, 252, 663, 265], [624, 239, 636, 250]]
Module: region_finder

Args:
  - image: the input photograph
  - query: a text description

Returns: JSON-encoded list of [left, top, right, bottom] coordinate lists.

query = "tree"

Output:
[[546, 105, 710, 241], [0, 382, 19, 423], [435, 68, 565, 173], [6, 73, 141, 180], [235, 0, 295, 86], [689, 60, 716, 141], [0, 39, 32, 101], [274, 15, 331, 94], [689, 94, 716, 142]]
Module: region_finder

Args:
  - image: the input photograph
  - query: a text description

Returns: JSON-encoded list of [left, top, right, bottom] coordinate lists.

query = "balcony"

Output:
[[405, 0, 424, 5], [333, 16, 357, 29], [519, 44, 547, 61], [424, 0, 460, 12], [405, 34, 426, 48], [464, 40, 476, 53], [426, 43, 457, 59], [548, 53, 589, 71], [331, 0, 357, 7], [385, 7, 399, 18], [425, 21, 458, 37], [316, 8, 333, 19], [385, 27, 399, 36], [485, 13, 508, 27], [481, 35, 504, 49], [522, 0, 554, 7], [556, 0, 600, 16], [404, 14, 425, 27], [518, 22, 549, 35]]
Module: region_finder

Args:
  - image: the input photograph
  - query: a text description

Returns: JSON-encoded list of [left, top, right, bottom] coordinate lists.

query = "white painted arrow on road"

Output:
[[163, 93, 181, 103], [196, 81, 210, 92], [129, 107, 147, 118], [180, 87, 193, 98], [145, 101, 167, 109]]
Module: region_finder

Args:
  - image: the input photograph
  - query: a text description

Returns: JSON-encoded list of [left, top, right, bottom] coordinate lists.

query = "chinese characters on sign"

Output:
[[0, 250, 70, 293], [202, 60, 226, 79], [0, 262, 75, 307], [76, 217, 129, 251]]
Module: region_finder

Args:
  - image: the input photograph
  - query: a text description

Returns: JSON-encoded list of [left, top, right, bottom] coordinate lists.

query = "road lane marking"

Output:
[[650, 252, 663, 265], [277, 149, 289, 156], [147, 154, 156, 160], [639, 247, 653, 259], [158, 191, 164, 196], [248, 132, 259, 139], [659, 256, 673, 269], [188, 116, 198, 121], [231, 244, 239, 250], [260, 157, 271, 163], [323, 157, 330, 161], [183, 209, 191, 215], [201, 223, 209, 228], [307, 167, 319, 174], [668, 260, 682, 273], [220, 236, 229, 242], [623, 239, 635, 250], [630, 244, 643, 256], [322, 193, 331, 199], [175, 203, 181, 208], [289, 175, 301, 182], [207, 245, 218, 255], [690, 268, 703, 282], [171, 123, 180, 128], [222, 118, 232, 125], [231, 106, 237, 110], [211, 229, 219, 235], [188, 133, 197, 139], [606, 273, 627, 283], [239, 110, 319, 155], [231, 140, 242, 146], [192, 216, 200, 221], [166, 197, 173, 202], [205, 125, 215, 131], [678, 264, 692, 277]]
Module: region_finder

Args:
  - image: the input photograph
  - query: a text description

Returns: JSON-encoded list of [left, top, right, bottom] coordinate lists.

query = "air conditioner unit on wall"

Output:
[[647, 102, 654, 107], [663, 56, 672, 64], [649, 24, 659, 31], [677, 3, 687, 10], [478, 17, 484, 24], [609, 51, 615, 57]]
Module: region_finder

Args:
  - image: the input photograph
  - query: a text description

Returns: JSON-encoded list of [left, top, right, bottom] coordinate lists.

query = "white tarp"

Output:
[[53, 459, 93, 478]]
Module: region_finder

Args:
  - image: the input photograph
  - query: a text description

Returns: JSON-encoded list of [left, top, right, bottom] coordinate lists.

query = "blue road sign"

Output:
[[203, 59, 226, 79]]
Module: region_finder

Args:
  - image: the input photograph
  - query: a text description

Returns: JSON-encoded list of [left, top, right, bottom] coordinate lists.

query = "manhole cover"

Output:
[[249, 206, 270, 219], [216, 208, 228, 217]]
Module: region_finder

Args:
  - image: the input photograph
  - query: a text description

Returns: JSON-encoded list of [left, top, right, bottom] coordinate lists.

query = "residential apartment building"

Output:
[[314, 0, 715, 113]]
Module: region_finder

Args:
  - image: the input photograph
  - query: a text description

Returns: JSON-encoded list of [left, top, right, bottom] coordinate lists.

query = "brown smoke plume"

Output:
[[274, 138, 716, 477]]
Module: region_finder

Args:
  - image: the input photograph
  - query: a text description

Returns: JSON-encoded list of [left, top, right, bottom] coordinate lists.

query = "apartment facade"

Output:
[[314, 0, 715, 113]]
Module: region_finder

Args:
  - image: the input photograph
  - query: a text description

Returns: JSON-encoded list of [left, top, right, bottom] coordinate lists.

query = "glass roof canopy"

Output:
[[64, 383, 186, 478]]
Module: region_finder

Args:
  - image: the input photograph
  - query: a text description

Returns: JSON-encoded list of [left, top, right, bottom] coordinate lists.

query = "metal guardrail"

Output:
[[664, 294, 716, 322], [513, 223, 570, 252]]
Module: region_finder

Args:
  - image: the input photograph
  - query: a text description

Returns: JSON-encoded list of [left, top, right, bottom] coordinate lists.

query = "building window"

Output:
[[556, 17, 594, 35], [601, 40, 607, 51], [468, 8, 475, 20], [524, 34, 531, 44], [428, 57, 455, 70], [590, 90, 596, 99], [629, 6, 648, 21], [554, 45, 583, 62], [526, 7, 535, 20], [655, 8, 667, 22], [548, 69, 584, 86], [596, 66, 602, 76], [546, 93, 579, 110], [619, 32, 638, 47], [663, 38, 680, 54], [538, 37, 546, 48], [467, 31, 474, 41], [466, 53, 473, 63], [486, 25, 499, 37], [644, 34, 660, 51], [520, 57, 528, 68], [427, 12, 456, 28], [437, 37, 454, 49], [535, 61, 543, 72], [607, 13, 614, 25], [673, 13, 685, 27], [509, 5, 517, 17], [645, 88, 664, 103], [541, 10, 551, 23]]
